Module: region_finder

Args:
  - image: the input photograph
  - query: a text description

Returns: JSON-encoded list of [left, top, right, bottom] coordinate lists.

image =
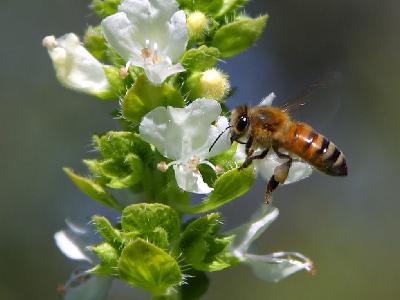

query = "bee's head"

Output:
[[230, 106, 250, 143]]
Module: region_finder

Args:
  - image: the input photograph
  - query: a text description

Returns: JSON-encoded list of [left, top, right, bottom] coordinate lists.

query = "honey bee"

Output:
[[229, 103, 348, 203]]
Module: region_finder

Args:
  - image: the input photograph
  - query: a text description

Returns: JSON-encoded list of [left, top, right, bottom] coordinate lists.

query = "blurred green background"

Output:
[[1, 0, 399, 299]]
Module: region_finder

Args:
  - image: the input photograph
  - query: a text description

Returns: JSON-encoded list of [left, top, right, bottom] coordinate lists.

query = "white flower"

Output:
[[43, 33, 110, 96], [230, 206, 314, 282], [139, 98, 231, 194], [54, 220, 112, 300], [101, 0, 188, 85], [235, 92, 313, 184]]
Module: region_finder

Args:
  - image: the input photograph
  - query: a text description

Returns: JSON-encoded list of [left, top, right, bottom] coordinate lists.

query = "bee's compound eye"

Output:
[[236, 115, 248, 132]]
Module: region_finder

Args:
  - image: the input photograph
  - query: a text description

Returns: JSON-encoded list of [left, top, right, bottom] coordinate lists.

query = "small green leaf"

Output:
[[93, 131, 152, 162], [180, 270, 209, 300], [83, 26, 108, 62], [121, 74, 184, 125], [181, 46, 221, 72], [92, 216, 122, 250], [91, 242, 119, 275], [118, 238, 182, 295], [103, 66, 128, 98], [217, 0, 248, 17], [91, 0, 121, 18], [209, 142, 238, 171], [179, 213, 237, 272], [121, 203, 180, 250], [178, 167, 255, 213], [212, 15, 268, 58], [178, 0, 223, 15], [63, 168, 122, 211]]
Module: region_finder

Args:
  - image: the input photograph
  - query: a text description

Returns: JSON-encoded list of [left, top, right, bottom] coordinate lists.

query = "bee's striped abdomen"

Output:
[[283, 122, 347, 176]]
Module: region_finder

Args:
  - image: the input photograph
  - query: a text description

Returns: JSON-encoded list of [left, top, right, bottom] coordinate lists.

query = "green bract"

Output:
[[91, 0, 121, 18], [122, 75, 184, 125], [212, 15, 268, 58], [179, 167, 255, 213], [119, 238, 182, 295], [179, 213, 238, 271], [63, 167, 122, 211]]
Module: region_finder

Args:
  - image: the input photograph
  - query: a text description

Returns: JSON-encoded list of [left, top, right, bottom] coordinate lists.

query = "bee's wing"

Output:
[[279, 72, 343, 129], [280, 71, 341, 112]]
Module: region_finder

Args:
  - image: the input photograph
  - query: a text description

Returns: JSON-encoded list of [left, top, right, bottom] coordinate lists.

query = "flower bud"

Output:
[[43, 33, 112, 98], [187, 11, 208, 40], [185, 68, 230, 101]]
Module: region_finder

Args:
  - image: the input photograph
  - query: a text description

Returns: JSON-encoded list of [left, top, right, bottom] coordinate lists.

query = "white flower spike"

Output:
[[43, 33, 110, 96], [139, 98, 231, 194], [235, 92, 313, 184], [230, 205, 314, 282], [102, 0, 188, 85]]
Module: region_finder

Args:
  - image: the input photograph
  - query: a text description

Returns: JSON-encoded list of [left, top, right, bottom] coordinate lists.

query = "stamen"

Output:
[[141, 47, 152, 59], [188, 156, 200, 172]]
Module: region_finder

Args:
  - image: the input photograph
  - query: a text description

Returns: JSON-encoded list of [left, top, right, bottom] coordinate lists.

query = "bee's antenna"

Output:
[[209, 125, 231, 152]]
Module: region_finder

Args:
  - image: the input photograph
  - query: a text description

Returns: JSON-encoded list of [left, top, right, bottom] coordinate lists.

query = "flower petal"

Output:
[[173, 164, 213, 194], [64, 273, 112, 300], [118, 0, 182, 55], [139, 98, 223, 160], [44, 33, 109, 95], [230, 205, 279, 258], [144, 61, 185, 85], [244, 252, 314, 282], [54, 220, 96, 263], [54, 231, 92, 262], [259, 92, 276, 106], [101, 12, 142, 63], [207, 116, 231, 158], [164, 10, 188, 62], [254, 150, 313, 184]]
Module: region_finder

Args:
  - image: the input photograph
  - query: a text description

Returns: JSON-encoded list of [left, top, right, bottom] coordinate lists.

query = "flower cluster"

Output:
[[44, 0, 314, 299]]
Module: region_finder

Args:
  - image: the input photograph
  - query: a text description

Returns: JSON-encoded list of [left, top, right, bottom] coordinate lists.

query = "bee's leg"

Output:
[[264, 147, 293, 204], [240, 148, 270, 170], [245, 135, 254, 156], [238, 135, 254, 170]]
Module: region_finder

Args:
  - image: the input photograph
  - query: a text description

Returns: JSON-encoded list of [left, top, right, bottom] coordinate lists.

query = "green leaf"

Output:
[[91, 242, 119, 275], [180, 270, 209, 300], [178, 167, 255, 213], [118, 238, 182, 295], [121, 203, 180, 250], [181, 46, 221, 72], [91, 0, 121, 18], [179, 213, 237, 272], [211, 15, 268, 58], [178, 0, 223, 15], [92, 216, 122, 250], [103, 66, 128, 98], [217, 0, 248, 17], [209, 142, 238, 171], [121, 74, 184, 125], [63, 168, 122, 211]]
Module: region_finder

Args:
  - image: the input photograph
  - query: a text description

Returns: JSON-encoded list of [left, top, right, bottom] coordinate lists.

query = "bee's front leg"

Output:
[[239, 135, 270, 170]]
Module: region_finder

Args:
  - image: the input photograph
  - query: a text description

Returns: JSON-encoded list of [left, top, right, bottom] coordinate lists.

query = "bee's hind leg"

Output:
[[264, 147, 293, 204]]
